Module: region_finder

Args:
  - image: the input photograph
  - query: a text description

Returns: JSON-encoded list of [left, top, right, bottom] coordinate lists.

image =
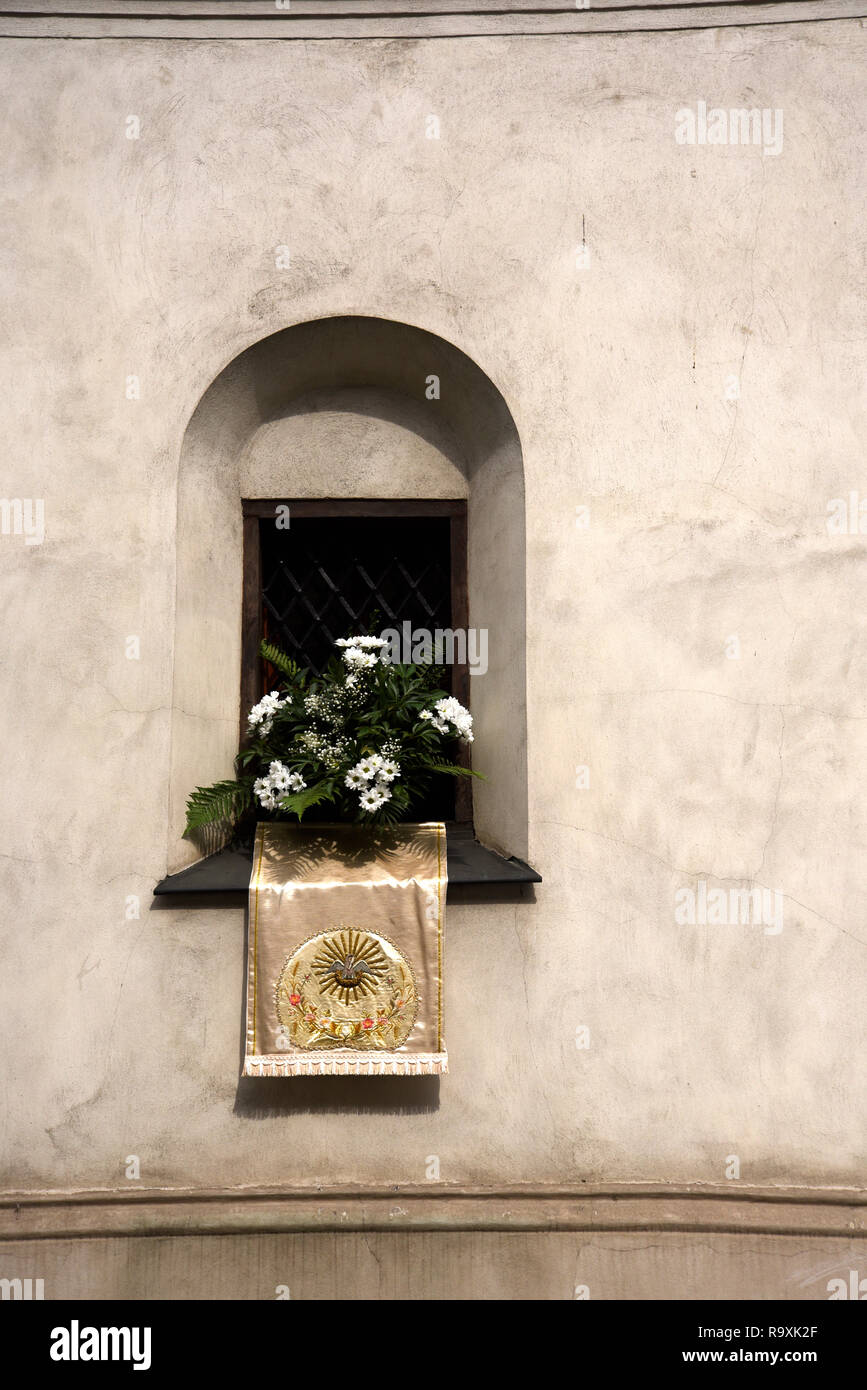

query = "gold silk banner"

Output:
[[243, 822, 447, 1076]]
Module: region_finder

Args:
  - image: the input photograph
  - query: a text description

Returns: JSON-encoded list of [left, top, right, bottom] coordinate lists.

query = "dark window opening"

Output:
[[261, 515, 452, 676], [241, 499, 471, 825]]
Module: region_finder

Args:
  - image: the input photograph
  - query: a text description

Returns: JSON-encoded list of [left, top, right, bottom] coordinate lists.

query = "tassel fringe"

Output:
[[243, 1051, 448, 1077]]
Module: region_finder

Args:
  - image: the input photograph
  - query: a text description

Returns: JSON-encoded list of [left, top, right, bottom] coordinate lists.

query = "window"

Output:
[[240, 499, 471, 824], [167, 316, 530, 876]]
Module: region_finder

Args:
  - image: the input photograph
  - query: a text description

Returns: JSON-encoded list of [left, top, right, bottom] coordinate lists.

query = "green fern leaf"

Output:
[[259, 640, 302, 683], [278, 781, 335, 821], [427, 762, 487, 780], [185, 779, 252, 832]]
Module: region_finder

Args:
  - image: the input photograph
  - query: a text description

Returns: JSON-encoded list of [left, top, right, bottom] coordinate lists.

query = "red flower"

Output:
[[362, 1017, 374, 1029], [288, 993, 301, 1007]]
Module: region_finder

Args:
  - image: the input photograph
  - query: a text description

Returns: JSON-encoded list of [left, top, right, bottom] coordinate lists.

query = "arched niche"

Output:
[[168, 315, 527, 870]]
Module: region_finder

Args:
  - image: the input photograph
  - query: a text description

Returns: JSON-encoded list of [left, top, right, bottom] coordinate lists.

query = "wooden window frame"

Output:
[[240, 498, 472, 826]]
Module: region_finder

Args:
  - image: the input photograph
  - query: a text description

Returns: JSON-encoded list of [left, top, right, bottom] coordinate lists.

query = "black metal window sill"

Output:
[[154, 825, 540, 900]]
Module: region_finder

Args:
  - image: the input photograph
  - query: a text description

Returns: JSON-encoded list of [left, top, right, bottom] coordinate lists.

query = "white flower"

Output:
[[359, 780, 391, 812], [253, 777, 280, 811], [336, 635, 386, 649], [367, 753, 384, 770], [247, 691, 288, 737], [355, 757, 377, 780], [359, 787, 385, 812], [317, 737, 348, 770], [422, 696, 474, 744], [436, 696, 471, 727], [345, 769, 366, 789], [345, 674, 358, 688], [378, 759, 400, 782], [254, 762, 306, 809], [342, 647, 378, 668], [268, 760, 293, 790]]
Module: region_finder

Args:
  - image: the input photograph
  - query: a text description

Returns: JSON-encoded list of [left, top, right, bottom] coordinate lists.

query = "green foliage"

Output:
[[260, 641, 303, 684], [278, 780, 335, 821], [428, 762, 486, 779], [184, 636, 480, 834], [185, 779, 253, 832]]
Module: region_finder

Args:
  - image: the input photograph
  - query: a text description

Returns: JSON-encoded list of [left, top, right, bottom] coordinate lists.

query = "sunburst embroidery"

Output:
[[312, 929, 387, 1002]]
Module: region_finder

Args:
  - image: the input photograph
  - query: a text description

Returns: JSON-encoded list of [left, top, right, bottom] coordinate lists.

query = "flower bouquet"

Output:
[[185, 635, 481, 834]]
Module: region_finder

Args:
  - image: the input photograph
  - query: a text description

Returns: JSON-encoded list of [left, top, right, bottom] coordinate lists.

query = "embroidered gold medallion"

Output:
[[275, 927, 418, 1051]]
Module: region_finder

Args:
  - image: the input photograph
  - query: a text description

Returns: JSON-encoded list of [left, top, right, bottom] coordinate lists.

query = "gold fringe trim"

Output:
[[242, 1051, 448, 1078]]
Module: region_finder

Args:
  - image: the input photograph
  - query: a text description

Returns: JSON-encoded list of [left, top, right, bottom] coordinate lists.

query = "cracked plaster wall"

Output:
[[0, 25, 864, 1194]]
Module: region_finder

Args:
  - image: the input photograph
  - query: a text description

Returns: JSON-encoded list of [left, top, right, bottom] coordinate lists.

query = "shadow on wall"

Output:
[[233, 1074, 440, 1117]]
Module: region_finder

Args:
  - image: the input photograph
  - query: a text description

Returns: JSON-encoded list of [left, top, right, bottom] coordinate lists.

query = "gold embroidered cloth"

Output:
[[243, 822, 447, 1076]]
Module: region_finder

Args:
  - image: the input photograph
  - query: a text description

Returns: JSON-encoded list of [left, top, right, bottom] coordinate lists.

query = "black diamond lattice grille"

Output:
[[260, 516, 453, 677]]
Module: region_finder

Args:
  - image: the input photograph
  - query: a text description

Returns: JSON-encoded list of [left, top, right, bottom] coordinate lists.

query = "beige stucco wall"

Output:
[[1, 21, 865, 1207], [3, 1229, 866, 1301]]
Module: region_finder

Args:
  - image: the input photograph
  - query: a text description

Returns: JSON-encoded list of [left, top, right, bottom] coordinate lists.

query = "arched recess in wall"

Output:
[[167, 316, 527, 872]]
